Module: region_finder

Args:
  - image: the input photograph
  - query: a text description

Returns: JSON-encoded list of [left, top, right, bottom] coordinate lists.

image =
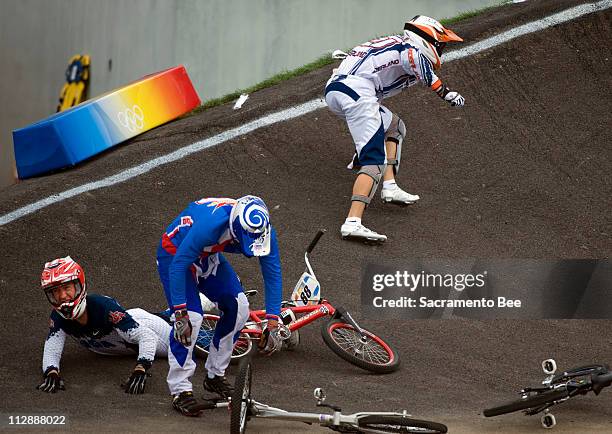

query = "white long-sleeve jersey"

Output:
[[334, 35, 446, 99], [42, 294, 169, 373]]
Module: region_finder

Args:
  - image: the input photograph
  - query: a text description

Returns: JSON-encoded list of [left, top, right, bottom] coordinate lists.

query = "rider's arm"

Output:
[[402, 47, 447, 96], [406, 48, 463, 105], [168, 222, 223, 311], [42, 314, 67, 374], [258, 227, 282, 320], [115, 323, 158, 368], [105, 299, 158, 368]]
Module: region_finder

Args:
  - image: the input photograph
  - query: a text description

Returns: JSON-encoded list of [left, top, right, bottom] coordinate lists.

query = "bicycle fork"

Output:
[[334, 307, 369, 348]]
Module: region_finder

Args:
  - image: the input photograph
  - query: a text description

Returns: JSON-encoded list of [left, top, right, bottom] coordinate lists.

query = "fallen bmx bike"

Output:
[[483, 359, 612, 429], [228, 355, 447, 434], [195, 230, 401, 374]]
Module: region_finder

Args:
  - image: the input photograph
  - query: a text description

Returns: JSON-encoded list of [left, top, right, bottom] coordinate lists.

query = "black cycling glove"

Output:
[[123, 361, 152, 395], [37, 367, 65, 393]]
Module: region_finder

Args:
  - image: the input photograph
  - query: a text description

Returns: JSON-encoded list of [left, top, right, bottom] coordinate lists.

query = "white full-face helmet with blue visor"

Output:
[[229, 195, 272, 257]]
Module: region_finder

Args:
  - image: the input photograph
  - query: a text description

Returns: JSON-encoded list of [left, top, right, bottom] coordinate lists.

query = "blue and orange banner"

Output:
[[13, 65, 201, 179]]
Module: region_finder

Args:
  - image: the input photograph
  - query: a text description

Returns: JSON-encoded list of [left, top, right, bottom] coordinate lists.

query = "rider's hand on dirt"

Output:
[[259, 327, 282, 356], [444, 91, 465, 107], [173, 309, 193, 346], [37, 368, 65, 393], [123, 363, 151, 394]]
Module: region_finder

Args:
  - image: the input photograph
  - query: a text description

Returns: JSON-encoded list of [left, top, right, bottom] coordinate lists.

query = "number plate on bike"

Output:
[[291, 272, 320, 306]]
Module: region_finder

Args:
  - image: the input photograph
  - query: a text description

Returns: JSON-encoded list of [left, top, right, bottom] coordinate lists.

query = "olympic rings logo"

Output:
[[117, 105, 145, 132]]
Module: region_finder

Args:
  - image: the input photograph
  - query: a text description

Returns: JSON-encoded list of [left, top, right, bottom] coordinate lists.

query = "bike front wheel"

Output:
[[230, 356, 253, 434], [483, 388, 569, 417], [357, 415, 447, 433], [321, 319, 400, 374]]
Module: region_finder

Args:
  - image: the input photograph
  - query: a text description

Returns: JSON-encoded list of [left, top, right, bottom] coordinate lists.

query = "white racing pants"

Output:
[[204, 292, 250, 377], [167, 311, 203, 395], [325, 74, 393, 167], [166, 292, 249, 395]]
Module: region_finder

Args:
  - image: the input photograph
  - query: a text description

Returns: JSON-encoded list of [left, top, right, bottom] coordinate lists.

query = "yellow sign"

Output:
[[57, 54, 90, 112]]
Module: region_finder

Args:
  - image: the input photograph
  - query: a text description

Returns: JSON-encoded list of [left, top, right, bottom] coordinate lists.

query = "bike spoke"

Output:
[[198, 319, 216, 348], [331, 327, 391, 365], [234, 338, 250, 356]]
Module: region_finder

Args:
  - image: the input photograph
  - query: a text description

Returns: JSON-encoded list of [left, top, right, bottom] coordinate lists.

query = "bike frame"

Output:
[[239, 229, 338, 337], [212, 399, 413, 430], [198, 230, 390, 368], [247, 402, 409, 429], [239, 301, 336, 338], [519, 364, 611, 416]]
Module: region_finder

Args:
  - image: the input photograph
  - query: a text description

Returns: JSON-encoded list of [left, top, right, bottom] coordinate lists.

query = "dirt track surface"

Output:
[[1, 1, 611, 432]]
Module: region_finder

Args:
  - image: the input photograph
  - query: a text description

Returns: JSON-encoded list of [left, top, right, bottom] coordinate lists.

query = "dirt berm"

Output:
[[0, 0, 610, 432]]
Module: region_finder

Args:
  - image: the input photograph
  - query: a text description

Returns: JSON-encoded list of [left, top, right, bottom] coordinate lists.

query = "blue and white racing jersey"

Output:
[[159, 198, 282, 318], [333, 35, 443, 99], [42, 294, 169, 373]]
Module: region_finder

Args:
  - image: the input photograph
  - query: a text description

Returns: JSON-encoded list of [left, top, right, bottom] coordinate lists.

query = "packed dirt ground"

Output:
[[1, 0, 610, 432]]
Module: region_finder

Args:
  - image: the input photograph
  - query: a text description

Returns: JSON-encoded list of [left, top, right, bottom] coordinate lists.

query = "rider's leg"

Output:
[[342, 123, 387, 241], [341, 165, 387, 242], [166, 287, 203, 397], [326, 76, 387, 241], [157, 247, 204, 398], [200, 256, 249, 380], [382, 140, 398, 182], [205, 292, 249, 377], [380, 111, 419, 204], [347, 173, 374, 218]]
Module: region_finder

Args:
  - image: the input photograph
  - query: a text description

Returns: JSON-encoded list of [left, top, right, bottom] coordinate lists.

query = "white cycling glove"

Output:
[[258, 327, 282, 356], [444, 91, 465, 107], [173, 309, 192, 346]]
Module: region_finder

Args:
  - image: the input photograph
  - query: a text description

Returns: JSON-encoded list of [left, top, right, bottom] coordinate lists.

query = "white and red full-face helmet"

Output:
[[41, 256, 87, 319], [403, 15, 463, 70]]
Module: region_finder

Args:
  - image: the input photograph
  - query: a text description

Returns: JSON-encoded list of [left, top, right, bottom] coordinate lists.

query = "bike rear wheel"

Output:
[[483, 388, 569, 417], [230, 356, 253, 434], [195, 314, 256, 361], [321, 319, 400, 374], [357, 415, 447, 433]]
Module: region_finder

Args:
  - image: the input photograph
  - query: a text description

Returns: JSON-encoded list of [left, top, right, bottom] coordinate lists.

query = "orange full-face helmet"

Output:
[[404, 15, 463, 70]]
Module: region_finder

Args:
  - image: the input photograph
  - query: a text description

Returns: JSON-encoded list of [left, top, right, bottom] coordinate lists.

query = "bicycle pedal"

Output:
[[192, 400, 219, 411], [542, 359, 557, 375], [541, 413, 556, 429], [202, 390, 230, 402]]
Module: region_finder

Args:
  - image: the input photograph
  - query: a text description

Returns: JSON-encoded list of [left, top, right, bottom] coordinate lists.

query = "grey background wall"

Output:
[[0, 0, 498, 189]]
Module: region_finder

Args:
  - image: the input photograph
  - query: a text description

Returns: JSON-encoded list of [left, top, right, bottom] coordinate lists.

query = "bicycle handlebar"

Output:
[[307, 229, 326, 254]]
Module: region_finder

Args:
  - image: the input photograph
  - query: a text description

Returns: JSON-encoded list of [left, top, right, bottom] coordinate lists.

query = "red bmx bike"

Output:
[[195, 230, 400, 374]]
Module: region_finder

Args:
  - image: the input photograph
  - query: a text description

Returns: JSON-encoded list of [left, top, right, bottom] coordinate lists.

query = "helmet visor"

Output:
[[44, 280, 83, 307], [435, 42, 447, 57], [234, 224, 272, 257]]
